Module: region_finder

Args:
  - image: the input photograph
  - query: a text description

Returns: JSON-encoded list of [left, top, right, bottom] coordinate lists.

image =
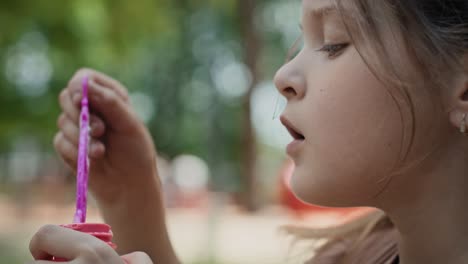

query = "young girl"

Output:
[[27, 0, 468, 263]]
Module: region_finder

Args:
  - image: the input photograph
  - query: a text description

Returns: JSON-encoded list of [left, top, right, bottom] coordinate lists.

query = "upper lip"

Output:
[[280, 116, 305, 140]]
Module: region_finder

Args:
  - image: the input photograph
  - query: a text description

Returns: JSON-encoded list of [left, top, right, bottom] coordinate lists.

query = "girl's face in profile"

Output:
[[274, 0, 405, 207]]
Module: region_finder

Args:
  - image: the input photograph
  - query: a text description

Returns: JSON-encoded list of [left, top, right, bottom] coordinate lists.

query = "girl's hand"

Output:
[[28, 225, 153, 264], [53, 69, 180, 264], [55, 68, 158, 204]]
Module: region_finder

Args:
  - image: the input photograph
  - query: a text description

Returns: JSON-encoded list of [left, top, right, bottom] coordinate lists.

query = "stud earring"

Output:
[[461, 113, 467, 134]]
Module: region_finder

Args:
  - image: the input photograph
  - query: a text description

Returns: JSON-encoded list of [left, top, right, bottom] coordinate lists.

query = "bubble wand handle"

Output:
[[73, 75, 90, 223]]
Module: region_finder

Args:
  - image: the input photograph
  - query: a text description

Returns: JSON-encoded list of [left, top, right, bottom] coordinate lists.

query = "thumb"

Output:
[[121, 251, 154, 264]]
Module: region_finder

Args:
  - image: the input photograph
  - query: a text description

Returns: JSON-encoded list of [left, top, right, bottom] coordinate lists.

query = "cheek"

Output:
[[291, 49, 403, 207]]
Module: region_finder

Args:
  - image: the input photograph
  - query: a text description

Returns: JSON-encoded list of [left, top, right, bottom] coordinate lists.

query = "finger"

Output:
[[54, 132, 78, 169], [90, 114, 106, 138], [59, 89, 80, 123], [29, 225, 78, 260], [92, 73, 130, 103], [68, 68, 129, 103], [87, 79, 138, 132], [121, 252, 153, 264], [29, 225, 120, 262], [25, 261, 71, 264], [63, 156, 77, 172], [58, 111, 105, 147], [72, 92, 81, 107], [89, 139, 106, 159], [57, 114, 79, 147], [61, 100, 106, 139], [25, 260, 72, 264]]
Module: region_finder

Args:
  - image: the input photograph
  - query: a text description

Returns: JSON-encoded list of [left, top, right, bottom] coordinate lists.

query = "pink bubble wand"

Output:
[[73, 75, 90, 223]]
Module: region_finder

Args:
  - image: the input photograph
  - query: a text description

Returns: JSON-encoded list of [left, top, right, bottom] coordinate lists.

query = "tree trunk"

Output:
[[238, 0, 262, 212]]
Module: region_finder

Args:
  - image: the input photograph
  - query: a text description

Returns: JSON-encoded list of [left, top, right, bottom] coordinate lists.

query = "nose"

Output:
[[274, 59, 306, 101]]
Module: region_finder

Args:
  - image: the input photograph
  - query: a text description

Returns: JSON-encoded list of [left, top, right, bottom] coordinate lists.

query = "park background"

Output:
[[0, 1, 367, 263]]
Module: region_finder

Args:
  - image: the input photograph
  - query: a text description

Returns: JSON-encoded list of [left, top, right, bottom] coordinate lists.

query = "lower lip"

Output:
[[287, 139, 305, 155]]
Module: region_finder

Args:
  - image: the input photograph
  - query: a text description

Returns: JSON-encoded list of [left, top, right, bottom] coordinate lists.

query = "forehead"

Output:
[[302, 0, 337, 17]]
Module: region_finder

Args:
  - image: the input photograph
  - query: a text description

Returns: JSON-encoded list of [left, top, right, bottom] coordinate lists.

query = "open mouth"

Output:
[[280, 116, 305, 141]]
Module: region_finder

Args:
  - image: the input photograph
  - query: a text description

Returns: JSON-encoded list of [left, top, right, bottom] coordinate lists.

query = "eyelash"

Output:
[[316, 43, 349, 59]]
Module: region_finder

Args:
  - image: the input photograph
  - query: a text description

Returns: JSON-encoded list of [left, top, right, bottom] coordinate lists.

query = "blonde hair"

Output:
[[284, 210, 396, 263], [285, 0, 468, 263]]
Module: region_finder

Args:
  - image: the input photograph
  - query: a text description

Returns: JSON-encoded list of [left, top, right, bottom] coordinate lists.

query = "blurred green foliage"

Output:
[[0, 0, 298, 189], [0, 0, 302, 262]]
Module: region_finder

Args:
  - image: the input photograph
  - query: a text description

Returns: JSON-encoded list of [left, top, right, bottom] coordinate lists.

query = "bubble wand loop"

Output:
[[73, 75, 90, 223]]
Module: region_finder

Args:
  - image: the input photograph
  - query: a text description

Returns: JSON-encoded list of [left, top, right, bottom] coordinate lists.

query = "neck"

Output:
[[380, 144, 468, 264]]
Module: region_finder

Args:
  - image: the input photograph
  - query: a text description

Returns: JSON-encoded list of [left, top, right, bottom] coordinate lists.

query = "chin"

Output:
[[290, 169, 367, 208]]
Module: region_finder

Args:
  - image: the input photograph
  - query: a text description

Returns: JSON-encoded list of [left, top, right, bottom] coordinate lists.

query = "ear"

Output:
[[448, 55, 468, 132]]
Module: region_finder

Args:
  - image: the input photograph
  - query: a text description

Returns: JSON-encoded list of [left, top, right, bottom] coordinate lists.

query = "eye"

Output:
[[317, 43, 349, 59]]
